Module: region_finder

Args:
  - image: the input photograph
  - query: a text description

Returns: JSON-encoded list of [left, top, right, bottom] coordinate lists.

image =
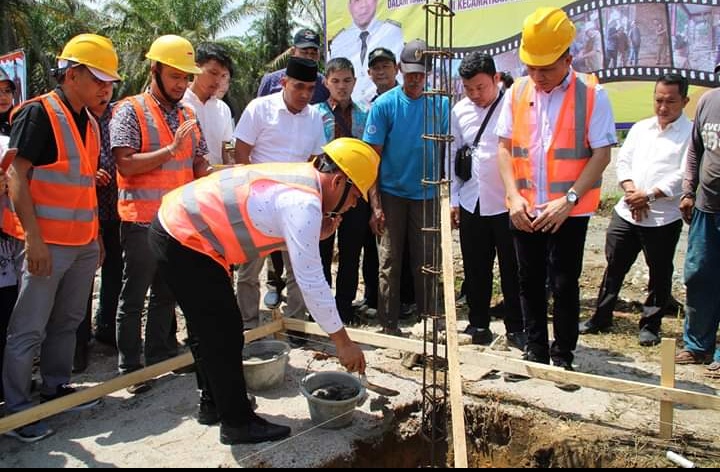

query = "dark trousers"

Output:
[[149, 219, 253, 427], [0, 284, 18, 399], [96, 219, 123, 337], [335, 200, 374, 322], [512, 217, 589, 365], [319, 232, 335, 287], [361, 229, 379, 309], [592, 211, 683, 331], [266, 251, 286, 293], [459, 207, 522, 333]]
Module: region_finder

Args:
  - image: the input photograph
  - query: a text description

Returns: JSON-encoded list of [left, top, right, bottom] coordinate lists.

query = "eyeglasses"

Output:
[[0, 88, 13, 96]]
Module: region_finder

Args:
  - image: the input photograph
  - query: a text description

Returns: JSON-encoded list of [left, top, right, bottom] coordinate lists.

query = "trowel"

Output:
[[359, 373, 399, 397]]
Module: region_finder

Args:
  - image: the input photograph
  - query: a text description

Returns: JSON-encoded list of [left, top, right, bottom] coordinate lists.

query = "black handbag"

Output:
[[454, 89, 504, 181]]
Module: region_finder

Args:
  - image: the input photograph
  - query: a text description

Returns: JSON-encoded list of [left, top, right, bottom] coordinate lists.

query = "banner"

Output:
[[0, 50, 27, 105], [324, 0, 719, 124]]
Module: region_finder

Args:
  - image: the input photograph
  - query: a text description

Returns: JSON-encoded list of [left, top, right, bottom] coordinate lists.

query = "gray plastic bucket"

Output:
[[299, 371, 366, 429], [242, 340, 290, 391]]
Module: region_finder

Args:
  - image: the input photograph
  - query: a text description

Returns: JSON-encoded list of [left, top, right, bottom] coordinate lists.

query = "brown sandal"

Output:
[[674, 350, 711, 365], [705, 361, 720, 379]]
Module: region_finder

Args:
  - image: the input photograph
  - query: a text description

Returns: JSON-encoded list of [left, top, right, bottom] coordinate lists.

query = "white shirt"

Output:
[[495, 71, 617, 214], [329, 17, 404, 107], [182, 88, 233, 165], [449, 92, 507, 215], [233, 92, 326, 164], [247, 180, 343, 335], [614, 114, 692, 227]]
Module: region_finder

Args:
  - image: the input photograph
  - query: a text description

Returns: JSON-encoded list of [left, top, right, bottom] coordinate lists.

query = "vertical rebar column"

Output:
[[420, 1, 454, 468]]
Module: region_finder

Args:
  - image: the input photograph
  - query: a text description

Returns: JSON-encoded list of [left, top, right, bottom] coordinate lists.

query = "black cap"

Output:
[[293, 28, 321, 49], [286, 56, 318, 82], [368, 47, 396, 66], [400, 39, 431, 74]]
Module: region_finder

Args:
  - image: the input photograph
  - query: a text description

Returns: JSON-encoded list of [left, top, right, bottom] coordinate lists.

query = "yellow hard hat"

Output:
[[322, 138, 379, 201], [146, 35, 202, 75], [57, 33, 121, 82], [519, 7, 576, 67]]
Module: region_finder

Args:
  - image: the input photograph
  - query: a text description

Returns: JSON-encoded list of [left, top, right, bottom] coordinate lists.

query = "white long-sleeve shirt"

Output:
[[449, 92, 506, 215], [247, 180, 343, 335], [614, 114, 692, 227]]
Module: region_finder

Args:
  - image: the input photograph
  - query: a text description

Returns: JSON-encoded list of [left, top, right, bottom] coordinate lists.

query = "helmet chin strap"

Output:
[[154, 68, 180, 105], [324, 179, 353, 219]]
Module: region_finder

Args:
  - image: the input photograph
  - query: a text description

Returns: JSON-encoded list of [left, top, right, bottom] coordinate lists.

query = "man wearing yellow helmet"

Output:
[[110, 35, 213, 393], [496, 7, 616, 385], [149, 137, 377, 444], [2, 33, 121, 442]]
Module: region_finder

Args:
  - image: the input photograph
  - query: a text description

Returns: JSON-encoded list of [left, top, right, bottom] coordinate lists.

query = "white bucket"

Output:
[[299, 371, 366, 429], [242, 340, 290, 391]]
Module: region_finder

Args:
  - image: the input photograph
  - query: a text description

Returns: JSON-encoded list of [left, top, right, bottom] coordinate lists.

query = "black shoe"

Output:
[[471, 328, 493, 346], [578, 319, 612, 335], [127, 382, 152, 395], [41, 384, 101, 411], [399, 303, 416, 319], [506, 331, 527, 351], [198, 394, 257, 426], [220, 415, 291, 445], [72, 343, 89, 374], [638, 327, 661, 347], [553, 363, 581, 392]]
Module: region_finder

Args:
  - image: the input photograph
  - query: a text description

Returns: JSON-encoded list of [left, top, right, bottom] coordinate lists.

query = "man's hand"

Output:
[[95, 168, 112, 187], [369, 207, 385, 236], [168, 119, 197, 156], [507, 194, 533, 232], [25, 235, 51, 276], [320, 215, 342, 240], [680, 195, 695, 224], [336, 341, 366, 374], [532, 196, 574, 234], [450, 207, 460, 230], [624, 189, 651, 222]]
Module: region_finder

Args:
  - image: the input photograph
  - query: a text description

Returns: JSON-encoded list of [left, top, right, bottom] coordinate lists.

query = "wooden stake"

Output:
[[440, 184, 468, 468], [272, 306, 284, 340], [660, 338, 676, 439]]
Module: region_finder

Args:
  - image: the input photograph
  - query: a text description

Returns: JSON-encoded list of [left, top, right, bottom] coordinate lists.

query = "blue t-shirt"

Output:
[[363, 86, 449, 200]]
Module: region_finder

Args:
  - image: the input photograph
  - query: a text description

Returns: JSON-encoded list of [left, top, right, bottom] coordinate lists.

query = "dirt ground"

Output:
[[0, 154, 718, 467]]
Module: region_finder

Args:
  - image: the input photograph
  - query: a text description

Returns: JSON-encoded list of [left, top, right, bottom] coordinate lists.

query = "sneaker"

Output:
[[578, 319, 612, 335], [127, 382, 152, 395], [506, 331, 528, 351], [5, 421, 54, 443], [638, 327, 661, 347], [40, 384, 101, 411], [263, 290, 282, 309]]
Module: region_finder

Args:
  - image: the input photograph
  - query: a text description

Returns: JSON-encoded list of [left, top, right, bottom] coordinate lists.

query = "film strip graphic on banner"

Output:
[[451, 0, 720, 88]]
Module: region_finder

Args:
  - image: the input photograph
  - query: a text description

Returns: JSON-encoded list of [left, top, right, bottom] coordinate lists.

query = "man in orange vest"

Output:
[[496, 8, 616, 383], [110, 35, 212, 391], [2, 34, 121, 442], [149, 137, 377, 445]]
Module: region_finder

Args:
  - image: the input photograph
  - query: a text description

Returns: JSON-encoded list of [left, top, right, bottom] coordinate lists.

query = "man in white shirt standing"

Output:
[[330, 0, 403, 107], [232, 56, 327, 328], [183, 43, 235, 166], [450, 52, 524, 349], [579, 73, 691, 346]]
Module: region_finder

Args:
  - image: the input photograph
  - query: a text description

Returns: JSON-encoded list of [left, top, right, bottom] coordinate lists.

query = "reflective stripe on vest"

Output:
[[116, 92, 199, 223], [2, 91, 99, 245], [160, 163, 320, 270], [510, 72, 600, 215]]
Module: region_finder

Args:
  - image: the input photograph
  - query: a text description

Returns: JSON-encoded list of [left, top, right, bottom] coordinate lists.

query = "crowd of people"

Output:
[[0, 3, 718, 449]]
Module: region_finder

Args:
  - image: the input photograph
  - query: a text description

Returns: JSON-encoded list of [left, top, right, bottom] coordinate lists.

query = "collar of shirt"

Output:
[[54, 86, 90, 124], [328, 98, 354, 112], [649, 114, 685, 134], [147, 89, 184, 115], [184, 87, 219, 109], [352, 17, 380, 34], [272, 90, 310, 116], [533, 70, 572, 94]]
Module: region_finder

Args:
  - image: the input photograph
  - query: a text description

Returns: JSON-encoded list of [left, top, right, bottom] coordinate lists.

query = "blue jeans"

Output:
[[683, 209, 720, 363]]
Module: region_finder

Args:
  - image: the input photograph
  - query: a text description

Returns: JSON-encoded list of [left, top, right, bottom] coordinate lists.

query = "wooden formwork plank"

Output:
[[284, 319, 720, 411], [440, 185, 468, 468], [0, 320, 284, 435], [660, 338, 676, 439]]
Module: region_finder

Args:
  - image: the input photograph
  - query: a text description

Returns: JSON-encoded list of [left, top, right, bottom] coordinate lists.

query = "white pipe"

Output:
[[666, 451, 696, 468]]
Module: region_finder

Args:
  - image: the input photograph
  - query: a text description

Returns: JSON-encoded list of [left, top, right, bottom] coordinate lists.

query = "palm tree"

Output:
[[0, 0, 35, 54]]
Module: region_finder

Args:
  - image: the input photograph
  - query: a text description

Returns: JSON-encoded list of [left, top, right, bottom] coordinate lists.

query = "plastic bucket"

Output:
[[242, 340, 290, 391], [299, 371, 366, 429]]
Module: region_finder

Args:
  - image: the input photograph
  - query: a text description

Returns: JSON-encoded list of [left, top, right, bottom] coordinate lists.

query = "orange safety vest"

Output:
[[159, 162, 321, 270], [2, 91, 100, 245], [116, 92, 199, 223], [510, 71, 601, 215]]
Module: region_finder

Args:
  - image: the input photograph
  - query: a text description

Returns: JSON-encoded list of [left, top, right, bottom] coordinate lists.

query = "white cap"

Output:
[[58, 59, 119, 82]]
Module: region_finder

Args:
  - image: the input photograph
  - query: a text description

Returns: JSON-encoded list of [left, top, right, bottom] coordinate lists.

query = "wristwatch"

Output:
[[646, 192, 656, 204], [566, 189, 579, 206]]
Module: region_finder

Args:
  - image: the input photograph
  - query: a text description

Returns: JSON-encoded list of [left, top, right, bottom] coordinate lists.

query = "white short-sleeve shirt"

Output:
[[182, 88, 234, 166]]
